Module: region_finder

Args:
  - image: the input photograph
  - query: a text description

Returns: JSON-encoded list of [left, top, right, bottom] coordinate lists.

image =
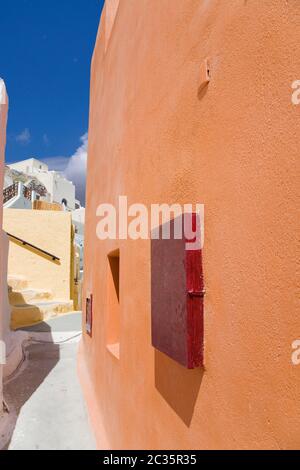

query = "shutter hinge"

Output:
[[187, 289, 206, 298]]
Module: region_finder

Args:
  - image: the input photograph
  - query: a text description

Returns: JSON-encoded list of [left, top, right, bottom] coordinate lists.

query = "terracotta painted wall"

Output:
[[80, 0, 300, 450]]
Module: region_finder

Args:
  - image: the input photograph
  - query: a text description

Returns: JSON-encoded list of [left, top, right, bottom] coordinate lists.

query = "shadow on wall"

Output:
[[151, 217, 204, 427], [154, 350, 203, 427]]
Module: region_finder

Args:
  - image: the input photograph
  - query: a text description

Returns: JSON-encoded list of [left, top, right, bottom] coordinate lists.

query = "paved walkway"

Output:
[[19, 311, 82, 333], [2, 314, 96, 450]]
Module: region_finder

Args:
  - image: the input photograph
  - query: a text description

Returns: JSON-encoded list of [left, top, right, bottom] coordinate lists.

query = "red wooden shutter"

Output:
[[151, 213, 204, 369], [86, 294, 93, 337]]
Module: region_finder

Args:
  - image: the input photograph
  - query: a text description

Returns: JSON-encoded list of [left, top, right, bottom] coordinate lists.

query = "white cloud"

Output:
[[42, 132, 88, 205], [16, 128, 31, 145], [64, 133, 88, 205], [42, 156, 69, 173]]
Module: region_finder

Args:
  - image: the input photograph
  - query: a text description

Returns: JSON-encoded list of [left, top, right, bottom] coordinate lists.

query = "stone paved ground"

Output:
[[2, 314, 96, 450]]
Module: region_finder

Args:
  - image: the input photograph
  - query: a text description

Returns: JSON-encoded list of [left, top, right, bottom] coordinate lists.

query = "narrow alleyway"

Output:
[[1, 314, 96, 450]]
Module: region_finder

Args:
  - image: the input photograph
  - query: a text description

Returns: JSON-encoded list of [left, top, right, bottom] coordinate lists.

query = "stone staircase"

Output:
[[8, 275, 74, 330]]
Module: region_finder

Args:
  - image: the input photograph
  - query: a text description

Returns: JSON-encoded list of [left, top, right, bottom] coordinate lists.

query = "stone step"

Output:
[[8, 275, 28, 291], [11, 300, 74, 330], [9, 288, 53, 305]]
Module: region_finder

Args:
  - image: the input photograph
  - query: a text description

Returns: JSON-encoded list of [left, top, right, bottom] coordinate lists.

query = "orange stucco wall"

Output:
[[80, 0, 300, 450]]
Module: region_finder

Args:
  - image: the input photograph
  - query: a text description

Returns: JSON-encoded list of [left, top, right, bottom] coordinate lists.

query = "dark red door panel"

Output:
[[86, 294, 93, 337], [151, 214, 204, 369]]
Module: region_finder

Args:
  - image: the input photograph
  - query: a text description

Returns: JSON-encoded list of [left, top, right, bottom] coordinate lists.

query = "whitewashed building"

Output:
[[8, 158, 76, 210]]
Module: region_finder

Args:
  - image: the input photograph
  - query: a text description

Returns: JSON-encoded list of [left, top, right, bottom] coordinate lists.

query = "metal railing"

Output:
[[3, 182, 19, 204], [3, 182, 32, 204], [6, 232, 60, 262], [23, 186, 32, 201]]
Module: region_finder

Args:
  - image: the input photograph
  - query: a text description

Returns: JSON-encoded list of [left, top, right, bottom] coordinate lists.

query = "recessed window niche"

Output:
[[106, 249, 120, 359]]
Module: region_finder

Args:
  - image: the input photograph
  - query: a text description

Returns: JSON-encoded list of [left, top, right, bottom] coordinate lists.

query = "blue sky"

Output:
[[0, 0, 104, 202]]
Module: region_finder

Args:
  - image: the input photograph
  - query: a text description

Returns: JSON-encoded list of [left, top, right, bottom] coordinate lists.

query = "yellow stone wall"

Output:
[[3, 209, 72, 300], [33, 200, 62, 211]]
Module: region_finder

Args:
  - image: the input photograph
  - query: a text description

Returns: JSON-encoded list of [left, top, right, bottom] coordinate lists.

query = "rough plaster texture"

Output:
[[80, 0, 300, 449], [0, 82, 23, 412], [1, 232, 13, 355], [3, 209, 72, 301], [0, 79, 9, 412]]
